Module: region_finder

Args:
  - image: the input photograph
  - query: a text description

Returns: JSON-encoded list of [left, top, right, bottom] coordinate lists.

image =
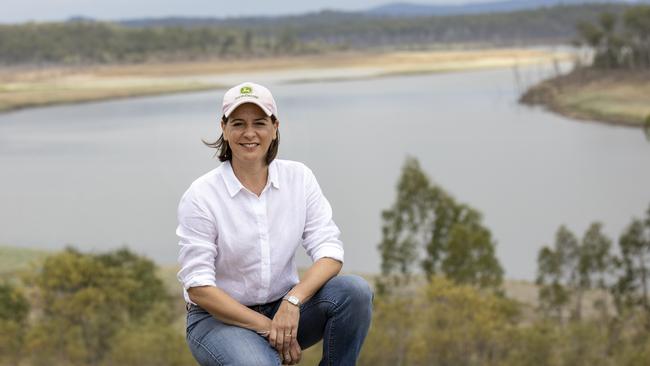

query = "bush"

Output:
[[360, 276, 519, 366]]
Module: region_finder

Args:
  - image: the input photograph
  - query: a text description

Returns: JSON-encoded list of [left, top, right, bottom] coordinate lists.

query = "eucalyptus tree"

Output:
[[536, 223, 613, 321], [377, 157, 503, 294], [611, 204, 650, 319]]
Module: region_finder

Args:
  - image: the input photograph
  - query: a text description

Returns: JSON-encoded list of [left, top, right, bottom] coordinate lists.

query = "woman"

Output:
[[176, 82, 373, 366]]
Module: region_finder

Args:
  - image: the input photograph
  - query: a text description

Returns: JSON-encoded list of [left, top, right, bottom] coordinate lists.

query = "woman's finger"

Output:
[[289, 339, 301, 365], [291, 326, 298, 343], [269, 328, 278, 349], [274, 326, 287, 354], [282, 330, 292, 350]]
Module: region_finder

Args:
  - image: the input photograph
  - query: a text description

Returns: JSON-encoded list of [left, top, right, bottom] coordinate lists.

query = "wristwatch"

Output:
[[283, 294, 301, 307]]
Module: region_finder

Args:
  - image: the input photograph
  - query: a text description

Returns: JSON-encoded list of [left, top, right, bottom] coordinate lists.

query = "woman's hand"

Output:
[[269, 300, 300, 360], [281, 338, 302, 365]]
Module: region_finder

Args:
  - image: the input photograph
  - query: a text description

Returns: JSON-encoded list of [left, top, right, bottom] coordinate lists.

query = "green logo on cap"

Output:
[[240, 86, 252, 94]]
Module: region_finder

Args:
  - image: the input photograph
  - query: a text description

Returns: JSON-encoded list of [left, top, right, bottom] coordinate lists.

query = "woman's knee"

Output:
[[187, 325, 281, 366], [188, 338, 280, 366], [328, 274, 374, 307], [228, 351, 280, 366]]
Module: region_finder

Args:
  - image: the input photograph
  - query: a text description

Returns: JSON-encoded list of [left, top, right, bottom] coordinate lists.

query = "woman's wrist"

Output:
[[253, 316, 273, 336], [256, 329, 270, 337]]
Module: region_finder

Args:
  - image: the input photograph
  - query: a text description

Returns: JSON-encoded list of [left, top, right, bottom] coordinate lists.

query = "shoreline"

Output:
[[0, 48, 572, 114], [520, 68, 650, 128]]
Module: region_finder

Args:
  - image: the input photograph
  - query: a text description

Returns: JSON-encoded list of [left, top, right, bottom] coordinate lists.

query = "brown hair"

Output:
[[203, 115, 279, 165]]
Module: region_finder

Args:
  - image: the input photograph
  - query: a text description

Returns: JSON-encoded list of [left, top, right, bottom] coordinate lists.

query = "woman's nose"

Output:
[[243, 125, 256, 137]]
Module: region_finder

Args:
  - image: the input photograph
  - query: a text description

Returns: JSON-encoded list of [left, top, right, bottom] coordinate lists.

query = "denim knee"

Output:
[[332, 274, 374, 308], [188, 335, 281, 366], [229, 352, 280, 366]]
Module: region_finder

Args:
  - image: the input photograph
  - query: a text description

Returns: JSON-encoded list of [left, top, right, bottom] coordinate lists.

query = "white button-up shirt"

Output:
[[176, 159, 344, 306]]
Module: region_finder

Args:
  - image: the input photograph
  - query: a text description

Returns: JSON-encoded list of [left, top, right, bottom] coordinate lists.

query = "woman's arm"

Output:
[[188, 286, 272, 333], [287, 257, 342, 303]]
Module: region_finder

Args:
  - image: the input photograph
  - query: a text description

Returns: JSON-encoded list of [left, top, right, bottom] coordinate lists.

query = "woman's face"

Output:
[[221, 103, 279, 166]]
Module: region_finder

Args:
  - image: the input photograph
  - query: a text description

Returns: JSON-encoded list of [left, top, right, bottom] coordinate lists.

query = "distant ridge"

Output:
[[366, 0, 647, 16], [104, 2, 642, 49], [2, 2, 646, 64], [113, 0, 650, 28]]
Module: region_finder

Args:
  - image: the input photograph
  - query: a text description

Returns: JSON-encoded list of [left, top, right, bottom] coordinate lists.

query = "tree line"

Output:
[[575, 5, 650, 69], [369, 157, 650, 365], [536, 216, 650, 324], [0, 22, 332, 64], [0, 3, 635, 65]]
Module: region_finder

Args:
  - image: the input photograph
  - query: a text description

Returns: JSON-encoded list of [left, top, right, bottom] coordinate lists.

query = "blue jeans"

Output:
[[185, 274, 373, 366]]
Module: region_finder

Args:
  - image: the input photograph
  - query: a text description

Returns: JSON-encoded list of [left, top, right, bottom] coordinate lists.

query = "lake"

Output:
[[1, 64, 649, 281]]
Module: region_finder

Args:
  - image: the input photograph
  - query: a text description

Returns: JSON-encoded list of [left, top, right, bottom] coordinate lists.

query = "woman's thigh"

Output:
[[186, 308, 281, 366]]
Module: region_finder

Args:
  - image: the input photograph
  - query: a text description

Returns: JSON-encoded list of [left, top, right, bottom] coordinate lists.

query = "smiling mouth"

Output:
[[240, 143, 260, 148]]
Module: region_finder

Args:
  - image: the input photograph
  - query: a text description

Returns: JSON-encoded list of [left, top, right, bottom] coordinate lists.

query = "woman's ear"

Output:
[[273, 119, 280, 140]]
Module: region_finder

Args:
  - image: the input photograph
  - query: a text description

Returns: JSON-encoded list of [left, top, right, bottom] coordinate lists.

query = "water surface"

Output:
[[1, 66, 648, 280]]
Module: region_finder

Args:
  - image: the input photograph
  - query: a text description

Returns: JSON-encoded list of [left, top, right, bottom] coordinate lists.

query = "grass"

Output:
[[0, 245, 50, 282], [0, 48, 572, 113], [521, 68, 650, 127], [0, 79, 221, 112]]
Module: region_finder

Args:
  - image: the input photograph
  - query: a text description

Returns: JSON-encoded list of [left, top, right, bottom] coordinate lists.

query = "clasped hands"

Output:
[[260, 301, 301, 365]]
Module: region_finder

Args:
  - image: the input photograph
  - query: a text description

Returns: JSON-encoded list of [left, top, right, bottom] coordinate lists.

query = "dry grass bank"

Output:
[[0, 48, 571, 113], [521, 68, 650, 127]]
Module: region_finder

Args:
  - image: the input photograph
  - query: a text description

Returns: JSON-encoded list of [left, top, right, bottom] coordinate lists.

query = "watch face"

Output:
[[288, 296, 299, 305]]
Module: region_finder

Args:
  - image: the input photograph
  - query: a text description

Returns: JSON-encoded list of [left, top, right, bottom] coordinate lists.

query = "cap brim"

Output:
[[223, 99, 273, 118]]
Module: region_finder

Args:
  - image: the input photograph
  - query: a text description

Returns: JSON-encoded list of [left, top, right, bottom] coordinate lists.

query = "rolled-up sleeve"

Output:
[[176, 186, 219, 290], [301, 166, 344, 264]]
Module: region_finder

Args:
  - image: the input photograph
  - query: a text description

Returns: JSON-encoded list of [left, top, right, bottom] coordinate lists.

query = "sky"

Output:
[[0, 0, 498, 23]]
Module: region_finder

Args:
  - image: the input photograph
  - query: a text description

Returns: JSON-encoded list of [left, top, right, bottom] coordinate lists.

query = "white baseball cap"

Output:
[[221, 82, 278, 119]]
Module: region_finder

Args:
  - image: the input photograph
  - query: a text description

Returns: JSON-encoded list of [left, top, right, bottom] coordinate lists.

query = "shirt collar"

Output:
[[222, 160, 280, 197], [268, 160, 280, 190]]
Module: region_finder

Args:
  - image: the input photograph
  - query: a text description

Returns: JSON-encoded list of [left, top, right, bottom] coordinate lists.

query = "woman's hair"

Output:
[[203, 115, 279, 165]]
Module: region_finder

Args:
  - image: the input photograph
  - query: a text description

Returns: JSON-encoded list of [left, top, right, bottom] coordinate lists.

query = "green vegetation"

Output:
[[521, 5, 650, 126], [377, 157, 503, 293], [0, 282, 29, 365], [536, 223, 611, 321], [0, 245, 49, 277], [0, 3, 632, 66], [0, 247, 194, 366], [362, 276, 519, 366], [365, 157, 650, 365], [0, 21, 338, 65], [574, 6, 650, 70]]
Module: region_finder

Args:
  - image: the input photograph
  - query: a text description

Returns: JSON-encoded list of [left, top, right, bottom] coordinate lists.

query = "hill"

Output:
[[365, 0, 649, 17], [0, 3, 636, 66]]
